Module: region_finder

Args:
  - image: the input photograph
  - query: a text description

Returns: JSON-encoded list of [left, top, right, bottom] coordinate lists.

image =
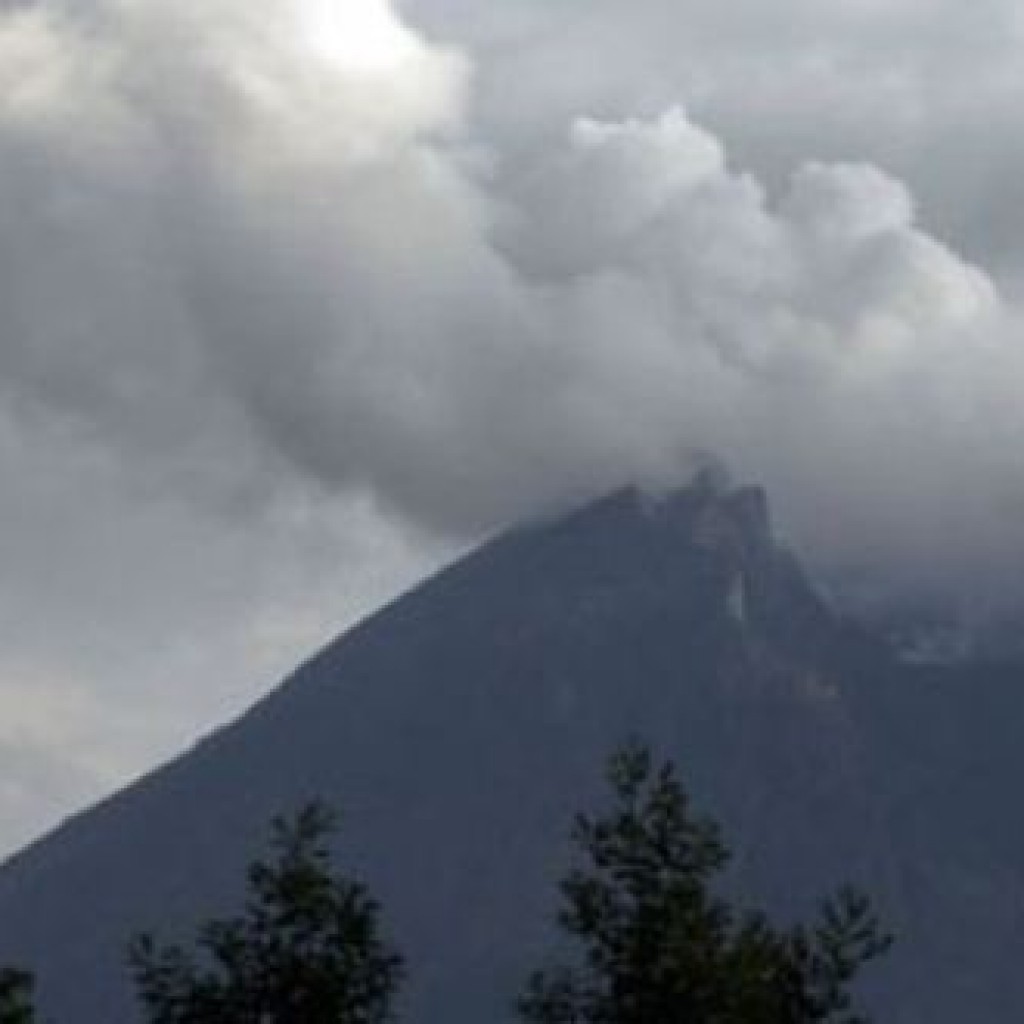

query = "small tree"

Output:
[[0, 967, 35, 1024], [520, 744, 891, 1024], [129, 802, 402, 1024]]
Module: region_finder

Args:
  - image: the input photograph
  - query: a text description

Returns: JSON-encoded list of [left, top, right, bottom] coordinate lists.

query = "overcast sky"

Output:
[[0, 0, 1023, 856]]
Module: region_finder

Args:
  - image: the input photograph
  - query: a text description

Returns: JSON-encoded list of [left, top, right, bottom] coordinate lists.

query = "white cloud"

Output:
[[406, 0, 1024, 284]]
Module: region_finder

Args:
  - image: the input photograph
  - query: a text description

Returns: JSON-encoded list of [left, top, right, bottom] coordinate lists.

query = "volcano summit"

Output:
[[0, 478, 1022, 1023]]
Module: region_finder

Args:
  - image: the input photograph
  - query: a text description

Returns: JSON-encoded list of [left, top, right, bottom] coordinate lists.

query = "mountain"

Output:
[[2, 477, 1024, 1023]]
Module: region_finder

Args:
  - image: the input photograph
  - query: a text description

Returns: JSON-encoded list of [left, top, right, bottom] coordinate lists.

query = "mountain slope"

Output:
[[0, 480, 1022, 1023]]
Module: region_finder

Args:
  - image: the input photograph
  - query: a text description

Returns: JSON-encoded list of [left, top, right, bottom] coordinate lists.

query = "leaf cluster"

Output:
[[0, 968, 35, 1024], [519, 744, 891, 1024], [128, 803, 402, 1024]]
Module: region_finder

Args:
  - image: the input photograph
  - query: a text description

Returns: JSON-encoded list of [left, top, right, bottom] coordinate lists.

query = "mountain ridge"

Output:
[[0, 479, 1022, 1023]]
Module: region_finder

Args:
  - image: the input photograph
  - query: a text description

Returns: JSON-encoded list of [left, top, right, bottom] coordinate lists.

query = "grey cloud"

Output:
[[407, 0, 1024, 284], [1, 0, 1022, 574], [0, 407, 442, 850]]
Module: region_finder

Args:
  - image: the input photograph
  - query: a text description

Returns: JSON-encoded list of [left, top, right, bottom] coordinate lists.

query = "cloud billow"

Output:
[[5, 0, 1018, 574]]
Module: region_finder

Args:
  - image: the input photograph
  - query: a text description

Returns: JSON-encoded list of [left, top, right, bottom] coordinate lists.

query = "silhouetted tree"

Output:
[[129, 802, 402, 1024], [520, 743, 891, 1024], [0, 968, 35, 1024]]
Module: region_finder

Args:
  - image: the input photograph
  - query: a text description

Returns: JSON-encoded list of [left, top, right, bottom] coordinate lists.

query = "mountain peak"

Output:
[[536, 472, 773, 560], [2, 474, 1022, 1024]]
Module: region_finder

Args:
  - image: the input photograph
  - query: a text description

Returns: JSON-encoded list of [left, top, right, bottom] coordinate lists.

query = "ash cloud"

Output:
[[2, 0, 1020, 580]]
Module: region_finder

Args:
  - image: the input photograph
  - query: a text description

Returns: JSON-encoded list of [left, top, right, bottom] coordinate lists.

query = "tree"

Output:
[[520, 744, 891, 1024], [129, 802, 402, 1024], [0, 967, 35, 1024]]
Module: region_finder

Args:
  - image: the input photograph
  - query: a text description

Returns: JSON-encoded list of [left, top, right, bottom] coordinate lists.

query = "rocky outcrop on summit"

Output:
[[0, 481, 1022, 1024]]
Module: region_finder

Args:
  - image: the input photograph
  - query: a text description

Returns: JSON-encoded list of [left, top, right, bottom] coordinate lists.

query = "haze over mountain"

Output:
[[1, 478, 1022, 1024]]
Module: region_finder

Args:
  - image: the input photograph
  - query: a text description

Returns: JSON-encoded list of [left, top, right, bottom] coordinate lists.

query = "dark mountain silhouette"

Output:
[[0, 476, 1022, 1023]]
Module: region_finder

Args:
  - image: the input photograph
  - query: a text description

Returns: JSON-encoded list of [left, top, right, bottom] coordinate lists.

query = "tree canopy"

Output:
[[519, 743, 891, 1024], [128, 802, 402, 1024], [0, 968, 35, 1024]]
